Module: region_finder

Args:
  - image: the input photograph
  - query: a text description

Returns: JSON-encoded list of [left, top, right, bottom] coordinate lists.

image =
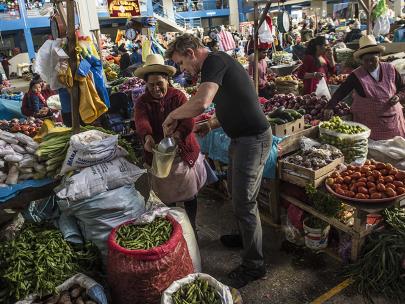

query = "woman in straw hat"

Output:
[[324, 35, 405, 140], [134, 54, 207, 230]]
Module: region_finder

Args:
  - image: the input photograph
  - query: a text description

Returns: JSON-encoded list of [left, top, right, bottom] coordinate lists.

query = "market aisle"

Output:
[[196, 187, 391, 304]]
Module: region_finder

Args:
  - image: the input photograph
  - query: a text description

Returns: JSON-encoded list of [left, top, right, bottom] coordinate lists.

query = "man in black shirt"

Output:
[[163, 34, 272, 288]]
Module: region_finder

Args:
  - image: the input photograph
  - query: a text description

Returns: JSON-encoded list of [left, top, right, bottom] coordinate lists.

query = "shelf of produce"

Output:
[[279, 156, 344, 188], [280, 193, 398, 261]]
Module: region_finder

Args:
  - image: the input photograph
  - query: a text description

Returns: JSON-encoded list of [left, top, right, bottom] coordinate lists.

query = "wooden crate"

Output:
[[278, 125, 319, 157], [279, 155, 344, 188], [271, 117, 305, 137]]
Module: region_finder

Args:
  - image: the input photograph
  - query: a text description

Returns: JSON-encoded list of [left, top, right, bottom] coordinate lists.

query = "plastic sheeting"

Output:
[[197, 128, 282, 179], [0, 178, 53, 203], [0, 98, 24, 120]]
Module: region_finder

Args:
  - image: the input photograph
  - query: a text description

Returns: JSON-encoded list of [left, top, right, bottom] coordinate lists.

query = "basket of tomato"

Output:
[[325, 160, 405, 203]]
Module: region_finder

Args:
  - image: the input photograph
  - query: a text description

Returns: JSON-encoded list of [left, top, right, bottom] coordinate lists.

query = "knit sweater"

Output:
[[134, 87, 200, 167]]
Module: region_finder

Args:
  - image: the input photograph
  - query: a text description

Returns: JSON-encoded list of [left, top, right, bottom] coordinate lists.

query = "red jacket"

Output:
[[297, 54, 335, 94], [134, 87, 200, 167]]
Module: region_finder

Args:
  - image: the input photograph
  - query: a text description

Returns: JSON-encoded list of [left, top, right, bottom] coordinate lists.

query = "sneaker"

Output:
[[220, 234, 243, 248], [228, 265, 267, 289]]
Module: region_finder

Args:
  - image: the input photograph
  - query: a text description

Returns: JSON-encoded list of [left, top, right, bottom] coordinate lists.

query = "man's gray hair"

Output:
[[165, 33, 205, 59]]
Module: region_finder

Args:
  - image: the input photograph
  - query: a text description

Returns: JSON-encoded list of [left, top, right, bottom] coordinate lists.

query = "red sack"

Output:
[[107, 215, 194, 304]]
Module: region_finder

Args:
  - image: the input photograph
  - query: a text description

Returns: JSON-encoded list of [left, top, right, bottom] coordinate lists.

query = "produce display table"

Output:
[[280, 192, 399, 261]]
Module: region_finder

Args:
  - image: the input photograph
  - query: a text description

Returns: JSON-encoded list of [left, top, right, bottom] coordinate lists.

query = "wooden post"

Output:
[[358, 0, 373, 35], [254, 1, 259, 94], [66, 0, 80, 134]]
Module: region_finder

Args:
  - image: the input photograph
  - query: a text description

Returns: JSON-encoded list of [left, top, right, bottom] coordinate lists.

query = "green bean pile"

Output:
[[172, 278, 221, 304], [116, 218, 172, 250], [0, 224, 99, 302], [344, 208, 405, 302]]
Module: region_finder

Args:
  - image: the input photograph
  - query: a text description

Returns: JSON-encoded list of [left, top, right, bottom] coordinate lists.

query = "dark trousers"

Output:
[[228, 128, 272, 269]]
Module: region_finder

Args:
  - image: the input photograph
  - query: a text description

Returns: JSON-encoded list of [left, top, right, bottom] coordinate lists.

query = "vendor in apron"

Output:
[[324, 35, 405, 140], [134, 54, 207, 230]]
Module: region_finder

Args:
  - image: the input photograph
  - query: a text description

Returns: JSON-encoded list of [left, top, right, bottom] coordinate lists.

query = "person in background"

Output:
[[300, 23, 313, 43], [248, 47, 272, 99], [130, 46, 143, 65], [21, 79, 51, 118], [1, 53, 11, 79], [244, 35, 255, 56], [134, 54, 207, 231], [344, 20, 363, 43], [297, 36, 335, 94], [163, 34, 271, 289], [324, 35, 405, 140], [118, 44, 131, 76], [207, 40, 220, 52]]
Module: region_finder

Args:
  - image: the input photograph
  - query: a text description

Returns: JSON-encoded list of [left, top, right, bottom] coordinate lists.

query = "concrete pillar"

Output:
[[393, 0, 404, 17], [162, 0, 175, 20], [310, 0, 327, 18], [229, 0, 239, 27]]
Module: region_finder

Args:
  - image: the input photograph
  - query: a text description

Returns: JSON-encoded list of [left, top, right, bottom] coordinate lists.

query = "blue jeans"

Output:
[[228, 128, 272, 269]]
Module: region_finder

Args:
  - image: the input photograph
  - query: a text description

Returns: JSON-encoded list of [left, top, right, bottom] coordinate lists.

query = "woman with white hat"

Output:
[[134, 54, 207, 230], [324, 35, 405, 140]]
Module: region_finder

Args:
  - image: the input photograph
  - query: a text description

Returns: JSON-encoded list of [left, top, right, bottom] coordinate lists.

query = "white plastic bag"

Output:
[[60, 130, 128, 174], [58, 185, 146, 259], [56, 157, 146, 201], [161, 273, 233, 304], [315, 77, 331, 100], [258, 20, 273, 44], [15, 273, 108, 304]]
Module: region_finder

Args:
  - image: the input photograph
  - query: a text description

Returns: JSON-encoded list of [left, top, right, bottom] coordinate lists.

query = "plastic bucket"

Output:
[[303, 218, 330, 250], [150, 147, 176, 178]]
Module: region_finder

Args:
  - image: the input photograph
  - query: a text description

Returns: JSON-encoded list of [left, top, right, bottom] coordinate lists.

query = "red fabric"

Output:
[[134, 87, 200, 167], [352, 63, 405, 140], [107, 215, 193, 304], [41, 88, 57, 100], [297, 54, 335, 94]]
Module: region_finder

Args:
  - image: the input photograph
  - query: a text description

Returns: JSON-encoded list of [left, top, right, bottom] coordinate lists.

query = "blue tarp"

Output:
[[0, 98, 24, 120], [0, 178, 54, 203], [197, 128, 283, 179]]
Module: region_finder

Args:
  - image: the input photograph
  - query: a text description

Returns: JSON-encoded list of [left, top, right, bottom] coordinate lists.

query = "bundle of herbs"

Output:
[[305, 184, 343, 229], [343, 208, 405, 303]]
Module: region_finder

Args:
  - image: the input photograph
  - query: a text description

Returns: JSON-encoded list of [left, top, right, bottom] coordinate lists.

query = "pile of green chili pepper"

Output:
[[343, 208, 405, 303], [0, 223, 99, 302], [116, 218, 172, 250], [172, 278, 221, 304]]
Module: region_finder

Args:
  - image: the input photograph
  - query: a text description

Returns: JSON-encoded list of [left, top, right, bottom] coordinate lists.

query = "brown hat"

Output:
[[354, 35, 385, 59]]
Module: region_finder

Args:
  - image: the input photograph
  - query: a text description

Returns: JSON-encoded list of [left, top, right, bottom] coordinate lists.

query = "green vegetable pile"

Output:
[[321, 116, 366, 134], [343, 208, 405, 302], [267, 106, 305, 125], [116, 218, 172, 250], [320, 117, 368, 163], [172, 278, 221, 304], [35, 132, 71, 177], [0, 224, 99, 302]]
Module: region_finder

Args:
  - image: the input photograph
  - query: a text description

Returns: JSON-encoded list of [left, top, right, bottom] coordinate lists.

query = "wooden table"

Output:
[[279, 193, 399, 261]]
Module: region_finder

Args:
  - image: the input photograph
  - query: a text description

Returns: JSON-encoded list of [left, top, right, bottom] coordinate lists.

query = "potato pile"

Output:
[[327, 160, 405, 200], [32, 286, 96, 304]]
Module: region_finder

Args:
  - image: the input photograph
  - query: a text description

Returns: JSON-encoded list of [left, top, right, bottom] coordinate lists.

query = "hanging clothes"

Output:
[[86, 55, 111, 108], [142, 40, 152, 62], [218, 29, 236, 52]]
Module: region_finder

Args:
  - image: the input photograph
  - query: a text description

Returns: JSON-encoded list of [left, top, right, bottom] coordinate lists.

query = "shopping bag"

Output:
[[315, 77, 331, 100]]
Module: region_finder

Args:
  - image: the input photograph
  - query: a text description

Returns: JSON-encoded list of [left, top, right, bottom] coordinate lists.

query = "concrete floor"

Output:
[[196, 188, 390, 304]]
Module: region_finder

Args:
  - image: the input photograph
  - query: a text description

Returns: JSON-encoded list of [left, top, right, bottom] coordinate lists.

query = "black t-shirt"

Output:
[[201, 52, 269, 138]]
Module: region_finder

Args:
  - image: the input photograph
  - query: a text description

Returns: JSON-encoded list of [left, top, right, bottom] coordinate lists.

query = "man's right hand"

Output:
[[193, 122, 211, 138], [144, 135, 155, 152]]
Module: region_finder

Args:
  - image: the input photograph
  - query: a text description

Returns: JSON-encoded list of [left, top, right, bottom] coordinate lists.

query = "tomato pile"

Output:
[[326, 160, 405, 200]]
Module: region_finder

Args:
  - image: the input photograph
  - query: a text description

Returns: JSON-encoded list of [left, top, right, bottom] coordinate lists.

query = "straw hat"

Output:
[[354, 35, 385, 59], [134, 54, 176, 79]]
